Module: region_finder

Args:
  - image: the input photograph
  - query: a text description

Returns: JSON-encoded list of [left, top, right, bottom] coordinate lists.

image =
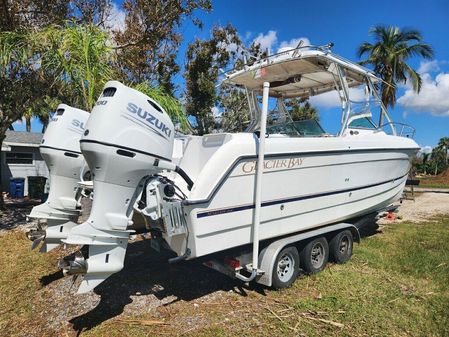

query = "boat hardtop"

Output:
[[222, 44, 380, 99]]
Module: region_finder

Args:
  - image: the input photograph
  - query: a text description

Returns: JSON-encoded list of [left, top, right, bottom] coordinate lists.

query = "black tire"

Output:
[[272, 246, 300, 289], [300, 237, 329, 274], [329, 230, 353, 264]]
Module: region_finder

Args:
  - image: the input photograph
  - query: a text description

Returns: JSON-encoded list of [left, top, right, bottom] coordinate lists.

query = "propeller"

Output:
[[30, 235, 45, 250]]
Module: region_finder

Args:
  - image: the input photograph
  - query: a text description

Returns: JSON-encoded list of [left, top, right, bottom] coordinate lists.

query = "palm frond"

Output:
[[356, 42, 374, 58], [356, 25, 434, 108], [404, 64, 422, 93], [133, 82, 191, 133]]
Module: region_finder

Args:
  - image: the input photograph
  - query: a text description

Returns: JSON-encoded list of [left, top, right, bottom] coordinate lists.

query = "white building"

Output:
[[1, 131, 49, 196]]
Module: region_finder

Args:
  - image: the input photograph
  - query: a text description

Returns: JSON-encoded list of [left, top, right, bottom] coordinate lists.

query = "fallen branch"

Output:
[[112, 318, 168, 326], [387, 297, 400, 304], [265, 307, 284, 323], [300, 314, 344, 328]]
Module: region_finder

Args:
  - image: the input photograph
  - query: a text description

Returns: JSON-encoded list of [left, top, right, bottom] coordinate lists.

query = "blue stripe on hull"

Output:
[[196, 174, 407, 218]]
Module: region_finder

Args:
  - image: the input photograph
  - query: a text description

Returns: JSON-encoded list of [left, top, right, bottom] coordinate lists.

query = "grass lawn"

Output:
[[419, 181, 449, 189], [418, 176, 449, 189], [0, 217, 448, 336]]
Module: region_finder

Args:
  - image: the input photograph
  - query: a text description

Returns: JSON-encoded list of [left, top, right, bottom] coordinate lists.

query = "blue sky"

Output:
[[16, 0, 449, 149]]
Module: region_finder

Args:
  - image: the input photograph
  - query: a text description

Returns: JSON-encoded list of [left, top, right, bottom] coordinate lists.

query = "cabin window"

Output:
[[266, 119, 326, 137], [348, 117, 377, 129], [293, 120, 326, 136], [5, 152, 33, 164]]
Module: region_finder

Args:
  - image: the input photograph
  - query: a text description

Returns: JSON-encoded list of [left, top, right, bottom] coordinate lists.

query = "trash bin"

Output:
[[9, 177, 25, 198], [27, 176, 47, 200]]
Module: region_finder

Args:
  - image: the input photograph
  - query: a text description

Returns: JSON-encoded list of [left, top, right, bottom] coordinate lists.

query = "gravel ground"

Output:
[[32, 238, 241, 335], [0, 198, 40, 233], [2, 192, 449, 335], [0, 198, 241, 335], [379, 192, 449, 223]]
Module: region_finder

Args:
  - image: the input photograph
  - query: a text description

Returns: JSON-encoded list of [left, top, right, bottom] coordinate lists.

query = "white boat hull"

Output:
[[175, 134, 417, 258]]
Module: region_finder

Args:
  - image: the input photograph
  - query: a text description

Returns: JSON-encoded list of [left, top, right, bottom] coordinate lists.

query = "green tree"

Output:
[[437, 137, 449, 166], [219, 85, 250, 132], [133, 82, 190, 133], [22, 108, 34, 133], [219, 41, 268, 132], [113, 0, 212, 93], [428, 137, 449, 175], [69, 0, 112, 27], [357, 26, 433, 124], [285, 99, 319, 121], [41, 24, 115, 111], [0, 30, 42, 209], [1, 0, 69, 31], [184, 25, 241, 135], [0, 23, 114, 209]]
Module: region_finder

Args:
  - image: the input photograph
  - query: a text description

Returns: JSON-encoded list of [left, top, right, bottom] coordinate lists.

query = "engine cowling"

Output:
[[28, 104, 90, 252], [63, 81, 176, 293]]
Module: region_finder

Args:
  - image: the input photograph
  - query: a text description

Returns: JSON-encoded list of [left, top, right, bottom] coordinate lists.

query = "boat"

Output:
[[56, 43, 419, 293]]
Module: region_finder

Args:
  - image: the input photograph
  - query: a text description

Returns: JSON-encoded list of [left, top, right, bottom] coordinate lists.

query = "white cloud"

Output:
[[418, 60, 441, 74], [278, 37, 310, 51], [309, 91, 340, 107], [397, 69, 449, 117], [105, 3, 126, 33], [252, 31, 314, 57], [211, 106, 221, 117], [253, 30, 278, 54], [309, 87, 365, 108], [420, 145, 433, 154], [218, 33, 241, 54]]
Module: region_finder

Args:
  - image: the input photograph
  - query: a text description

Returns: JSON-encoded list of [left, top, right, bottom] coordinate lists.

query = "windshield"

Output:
[[266, 119, 326, 137], [348, 117, 376, 129]]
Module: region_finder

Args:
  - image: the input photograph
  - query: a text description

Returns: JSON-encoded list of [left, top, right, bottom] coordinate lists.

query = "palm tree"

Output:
[[22, 107, 33, 132], [133, 82, 191, 133], [357, 26, 433, 123], [437, 137, 449, 166], [41, 23, 115, 111]]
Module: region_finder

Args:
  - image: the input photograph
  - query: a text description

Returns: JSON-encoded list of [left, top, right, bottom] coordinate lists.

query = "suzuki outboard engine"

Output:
[[27, 104, 89, 252], [62, 81, 178, 293]]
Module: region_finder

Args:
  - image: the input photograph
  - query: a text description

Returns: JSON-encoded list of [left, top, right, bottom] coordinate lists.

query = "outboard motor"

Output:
[[27, 104, 89, 252], [62, 81, 181, 293]]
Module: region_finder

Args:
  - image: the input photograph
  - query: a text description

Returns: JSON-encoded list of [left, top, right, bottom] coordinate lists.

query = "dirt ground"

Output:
[[381, 192, 449, 223], [0, 192, 448, 336], [0, 198, 40, 233]]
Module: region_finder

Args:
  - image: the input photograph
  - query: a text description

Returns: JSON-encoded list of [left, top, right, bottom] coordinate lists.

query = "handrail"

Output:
[[379, 122, 416, 138]]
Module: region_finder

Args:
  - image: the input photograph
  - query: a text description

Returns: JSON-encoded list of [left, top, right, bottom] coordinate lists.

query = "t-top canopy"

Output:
[[221, 47, 380, 98]]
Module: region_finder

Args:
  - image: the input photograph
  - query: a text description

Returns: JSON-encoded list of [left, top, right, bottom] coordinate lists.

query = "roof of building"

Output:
[[3, 131, 43, 148]]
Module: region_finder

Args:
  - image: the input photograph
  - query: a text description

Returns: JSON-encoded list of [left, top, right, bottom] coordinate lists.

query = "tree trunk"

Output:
[[26, 116, 31, 132], [444, 146, 448, 166], [0, 126, 8, 211], [196, 117, 205, 136], [41, 120, 48, 133], [379, 72, 394, 127]]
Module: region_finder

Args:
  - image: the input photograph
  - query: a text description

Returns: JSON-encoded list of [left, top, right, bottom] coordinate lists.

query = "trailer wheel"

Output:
[[300, 237, 329, 274], [272, 246, 300, 289], [329, 230, 353, 264]]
